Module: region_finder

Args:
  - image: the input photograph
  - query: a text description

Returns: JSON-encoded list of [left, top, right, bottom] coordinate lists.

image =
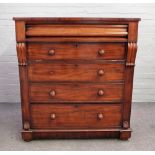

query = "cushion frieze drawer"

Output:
[[30, 104, 122, 129], [27, 43, 126, 61], [28, 62, 125, 82], [29, 83, 124, 102], [26, 24, 128, 37]]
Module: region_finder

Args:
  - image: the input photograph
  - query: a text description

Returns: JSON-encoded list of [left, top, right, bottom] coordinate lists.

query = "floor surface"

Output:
[[0, 102, 155, 151]]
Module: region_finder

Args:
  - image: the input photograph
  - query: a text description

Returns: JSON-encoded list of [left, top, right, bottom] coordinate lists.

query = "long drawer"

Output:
[[30, 104, 122, 129], [26, 24, 128, 37], [27, 43, 126, 61], [29, 83, 124, 102], [28, 62, 125, 82]]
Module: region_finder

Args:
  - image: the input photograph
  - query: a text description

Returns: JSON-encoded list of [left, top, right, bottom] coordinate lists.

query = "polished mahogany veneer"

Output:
[[31, 104, 122, 129], [27, 43, 125, 60], [13, 17, 140, 141], [28, 62, 125, 82]]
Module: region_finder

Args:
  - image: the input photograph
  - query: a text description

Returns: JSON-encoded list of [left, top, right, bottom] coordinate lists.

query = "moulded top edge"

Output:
[[13, 17, 141, 23]]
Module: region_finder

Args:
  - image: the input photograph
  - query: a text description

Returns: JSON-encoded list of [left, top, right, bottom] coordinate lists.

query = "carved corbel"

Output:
[[126, 42, 137, 67], [16, 43, 27, 66]]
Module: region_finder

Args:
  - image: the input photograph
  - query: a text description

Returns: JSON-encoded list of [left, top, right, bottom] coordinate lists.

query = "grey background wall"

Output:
[[0, 3, 155, 103]]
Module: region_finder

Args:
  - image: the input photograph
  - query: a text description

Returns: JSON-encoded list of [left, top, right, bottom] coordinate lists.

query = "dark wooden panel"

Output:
[[29, 83, 124, 102], [28, 43, 126, 60], [28, 62, 125, 82], [31, 104, 122, 129], [32, 130, 120, 139], [21, 128, 132, 141]]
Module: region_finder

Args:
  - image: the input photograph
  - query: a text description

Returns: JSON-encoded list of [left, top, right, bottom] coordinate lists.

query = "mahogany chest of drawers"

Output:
[[13, 17, 140, 141]]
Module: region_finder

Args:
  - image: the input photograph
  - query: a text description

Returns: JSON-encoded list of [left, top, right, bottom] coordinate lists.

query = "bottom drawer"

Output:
[[31, 104, 122, 129]]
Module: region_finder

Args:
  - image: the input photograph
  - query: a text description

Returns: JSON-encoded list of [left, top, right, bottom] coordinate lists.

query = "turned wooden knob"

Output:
[[98, 69, 104, 76], [49, 90, 56, 97], [98, 90, 104, 96], [98, 49, 105, 55], [50, 113, 56, 120], [97, 113, 104, 120], [48, 49, 55, 56]]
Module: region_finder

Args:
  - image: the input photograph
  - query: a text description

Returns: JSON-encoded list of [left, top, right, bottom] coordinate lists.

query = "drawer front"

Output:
[[27, 43, 126, 61], [26, 24, 128, 37], [28, 62, 125, 82], [30, 83, 124, 102], [31, 104, 122, 129]]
